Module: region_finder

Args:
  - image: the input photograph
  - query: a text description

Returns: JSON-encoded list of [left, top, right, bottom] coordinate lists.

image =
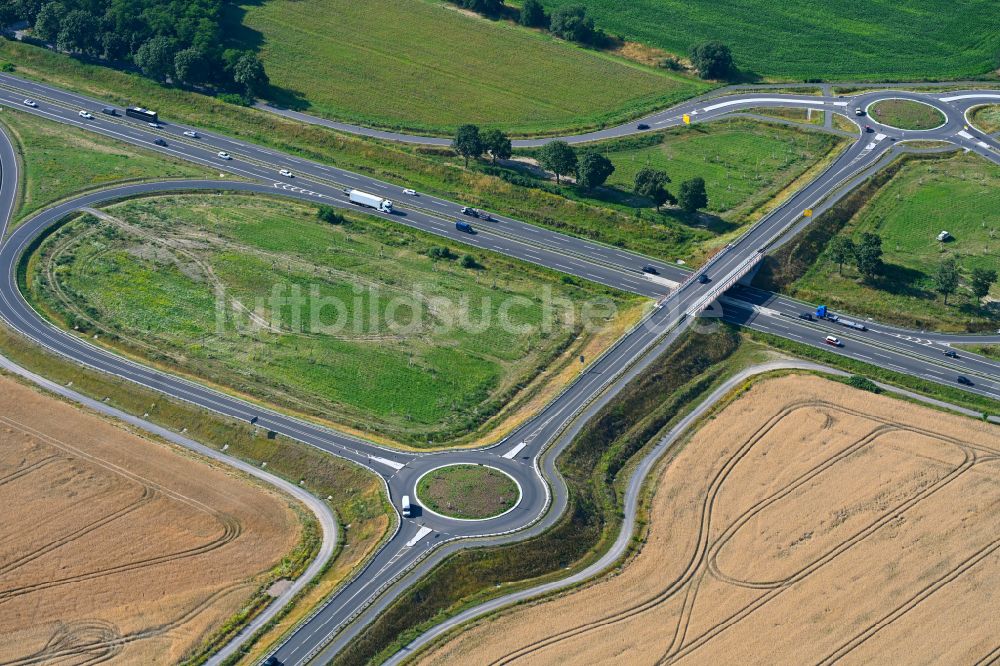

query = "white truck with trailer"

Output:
[[348, 189, 393, 213]]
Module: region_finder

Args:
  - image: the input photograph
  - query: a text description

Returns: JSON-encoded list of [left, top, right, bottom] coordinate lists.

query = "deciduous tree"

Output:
[[576, 152, 615, 190], [481, 128, 512, 165], [633, 167, 674, 211], [933, 256, 960, 305], [853, 232, 884, 282], [970, 267, 997, 303], [690, 41, 734, 80], [677, 177, 708, 213], [538, 141, 578, 183], [828, 236, 855, 275], [452, 124, 483, 167]]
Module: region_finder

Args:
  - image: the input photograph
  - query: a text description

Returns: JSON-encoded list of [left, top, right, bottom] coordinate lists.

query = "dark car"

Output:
[[263, 658, 282, 666], [153, 138, 167, 146], [943, 349, 959, 358], [957, 375, 973, 386], [637, 123, 650, 130], [456, 220, 474, 233], [865, 124, 874, 133], [697, 274, 709, 284], [798, 312, 814, 321], [101, 107, 117, 116], [642, 265, 659, 275]]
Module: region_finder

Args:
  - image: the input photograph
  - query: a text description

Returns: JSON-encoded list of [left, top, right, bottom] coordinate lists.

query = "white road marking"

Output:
[[644, 274, 680, 288], [958, 130, 975, 140], [406, 526, 433, 548], [940, 93, 1000, 102], [502, 442, 528, 459], [370, 455, 404, 470], [702, 97, 818, 112]]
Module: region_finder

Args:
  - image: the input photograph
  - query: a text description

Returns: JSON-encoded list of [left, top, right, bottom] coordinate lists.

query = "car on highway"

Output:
[[637, 123, 650, 130], [148, 121, 161, 129], [22, 99, 37, 107], [943, 349, 959, 358], [152, 138, 167, 147], [217, 151, 232, 160], [855, 107, 865, 116], [642, 265, 659, 275], [402, 188, 417, 196], [957, 375, 973, 386], [825, 335, 843, 347], [78, 110, 93, 119], [456, 220, 474, 233], [798, 312, 814, 321], [263, 657, 282, 666], [101, 107, 117, 116], [865, 124, 874, 133], [279, 168, 294, 177], [697, 274, 709, 284], [183, 130, 199, 138]]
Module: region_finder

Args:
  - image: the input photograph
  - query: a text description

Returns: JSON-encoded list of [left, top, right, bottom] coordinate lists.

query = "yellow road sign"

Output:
[[682, 113, 691, 125], [803, 208, 813, 217]]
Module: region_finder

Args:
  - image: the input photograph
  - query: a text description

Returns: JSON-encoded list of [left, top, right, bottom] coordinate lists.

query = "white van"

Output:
[[401, 495, 412, 518]]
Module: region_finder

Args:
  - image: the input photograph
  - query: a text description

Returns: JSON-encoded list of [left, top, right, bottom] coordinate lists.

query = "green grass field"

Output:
[[971, 105, 1000, 133], [537, 0, 1000, 81], [416, 464, 520, 519], [598, 120, 842, 222], [792, 153, 1000, 331], [868, 99, 945, 130], [233, 0, 706, 134], [28, 194, 631, 444], [0, 109, 214, 226]]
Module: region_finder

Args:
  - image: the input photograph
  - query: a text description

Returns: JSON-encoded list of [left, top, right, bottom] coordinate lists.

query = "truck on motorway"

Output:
[[125, 106, 158, 122], [401, 495, 412, 517], [348, 189, 393, 213]]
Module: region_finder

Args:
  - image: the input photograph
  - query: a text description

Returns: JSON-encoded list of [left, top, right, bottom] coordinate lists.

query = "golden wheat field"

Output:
[[0, 375, 302, 664], [418, 374, 1000, 665]]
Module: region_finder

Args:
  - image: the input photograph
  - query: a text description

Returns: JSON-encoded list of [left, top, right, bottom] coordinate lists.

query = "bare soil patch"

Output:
[[417, 374, 1000, 665], [0, 375, 301, 665]]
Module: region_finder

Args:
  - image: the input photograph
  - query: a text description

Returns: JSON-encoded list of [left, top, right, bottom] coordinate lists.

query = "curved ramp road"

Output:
[[0, 74, 997, 664]]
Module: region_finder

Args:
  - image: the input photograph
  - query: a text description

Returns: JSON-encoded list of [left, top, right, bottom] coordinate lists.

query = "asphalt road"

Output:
[[0, 73, 998, 664]]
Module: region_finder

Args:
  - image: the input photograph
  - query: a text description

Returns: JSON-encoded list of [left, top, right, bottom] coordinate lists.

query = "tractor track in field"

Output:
[[487, 398, 993, 666]]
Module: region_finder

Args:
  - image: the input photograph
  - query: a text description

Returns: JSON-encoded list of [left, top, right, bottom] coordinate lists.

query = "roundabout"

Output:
[[867, 98, 947, 131], [415, 464, 521, 521]]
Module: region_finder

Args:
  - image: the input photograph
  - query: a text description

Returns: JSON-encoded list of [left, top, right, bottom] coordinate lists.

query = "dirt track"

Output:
[[417, 375, 1000, 665], [0, 374, 301, 665]]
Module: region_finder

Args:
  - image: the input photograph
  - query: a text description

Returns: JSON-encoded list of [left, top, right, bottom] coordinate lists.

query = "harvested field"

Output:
[[0, 375, 302, 665], [417, 374, 1000, 665]]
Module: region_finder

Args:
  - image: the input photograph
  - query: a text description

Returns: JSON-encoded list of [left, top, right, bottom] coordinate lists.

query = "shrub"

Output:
[[428, 246, 456, 260], [217, 92, 253, 107], [846, 375, 882, 393], [316, 205, 345, 225]]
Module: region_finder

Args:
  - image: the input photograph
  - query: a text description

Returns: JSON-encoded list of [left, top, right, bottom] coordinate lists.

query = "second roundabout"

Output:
[[415, 464, 522, 521]]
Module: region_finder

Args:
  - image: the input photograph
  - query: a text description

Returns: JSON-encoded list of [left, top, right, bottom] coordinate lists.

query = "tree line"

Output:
[[452, 124, 709, 214], [450, 0, 736, 80], [2, 0, 269, 102]]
